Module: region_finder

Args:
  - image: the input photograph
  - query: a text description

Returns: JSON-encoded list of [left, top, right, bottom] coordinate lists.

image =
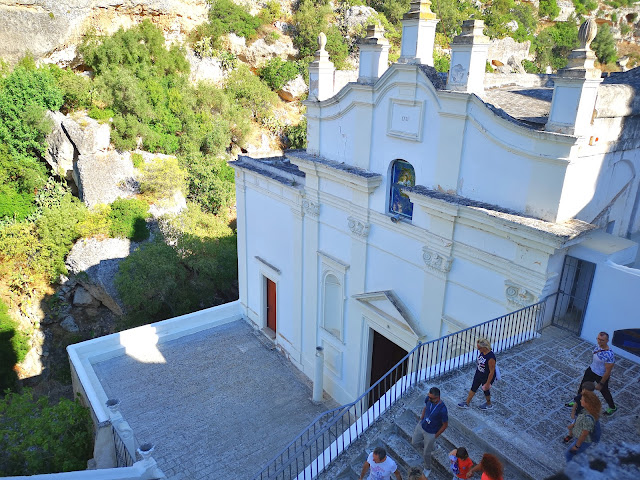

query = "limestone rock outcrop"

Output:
[[488, 37, 532, 73], [65, 237, 132, 316], [0, 0, 209, 65], [45, 111, 136, 207], [227, 33, 297, 67], [278, 75, 308, 102]]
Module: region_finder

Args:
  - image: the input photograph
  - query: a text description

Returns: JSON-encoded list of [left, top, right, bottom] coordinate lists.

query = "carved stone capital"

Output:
[[302, 199, 320, 217], [348, 216, 370, 238], [422, 247, 452, 274], [505, 280, 535, 310]]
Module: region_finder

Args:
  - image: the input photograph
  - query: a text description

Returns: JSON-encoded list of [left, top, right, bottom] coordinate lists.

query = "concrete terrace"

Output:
[[92, 320, 337, 480], [320, 326, 640, 479]]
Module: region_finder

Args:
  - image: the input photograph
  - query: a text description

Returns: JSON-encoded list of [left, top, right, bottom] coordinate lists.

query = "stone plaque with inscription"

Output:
[[387, 99, 424, 141]]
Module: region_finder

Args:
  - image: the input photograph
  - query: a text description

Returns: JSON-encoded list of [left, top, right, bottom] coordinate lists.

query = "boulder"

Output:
[[0, 0, 209, 65], [187, 51, 227, 86], [339, 5, 378, 37], [73, 286, 98, 306], [66, 237, 132, 316], [76, 149, 136, 207], [278, 75, 308, 102], [61, 316, 80, 333], [46, 111, 135, 206], [507, 56, 526, 74]]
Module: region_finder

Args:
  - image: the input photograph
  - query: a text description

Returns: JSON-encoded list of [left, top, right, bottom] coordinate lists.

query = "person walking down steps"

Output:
[[457, 338, 497, 411], [412, 386, 449, 477]]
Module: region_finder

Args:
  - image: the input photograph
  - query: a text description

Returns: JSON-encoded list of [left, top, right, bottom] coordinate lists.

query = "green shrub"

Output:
[[117, 206, 238, 327], [0, 184, 35, 221], [107, 198, 150, 241], [264, 30, 281, 45], [284, 119, 307, 150], [0, 60, 63, 193], [87, 106, 114, 122], [259, 1, 283, 24], [76, 204, 111, 238], [225, 65, 278, 122], [0, 389, 93, 475], [138, 156, 187, 199], [522, 59, 540, 73], [433, 50, 451, 73], [534, 21, 579, 71], [259, 58, 300, 91], [131, 152, 144, 168], [591, 23, 618, 65], [539, 0, 560, 19], [0, 299, 29, 391], [182, 155, 235, 214], [50, 67, 92, 111], [35, 193, 87, 279], [294, 0, 349, 68], [620, 22, 632, 35], [202, 0, 265, 43]]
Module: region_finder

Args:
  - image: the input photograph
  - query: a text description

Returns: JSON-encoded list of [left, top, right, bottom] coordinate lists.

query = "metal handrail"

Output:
[[253, 295, 553, 480]]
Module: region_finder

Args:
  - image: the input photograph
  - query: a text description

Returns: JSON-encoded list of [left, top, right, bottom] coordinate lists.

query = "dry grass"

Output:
[[617, 40, 640, 69]]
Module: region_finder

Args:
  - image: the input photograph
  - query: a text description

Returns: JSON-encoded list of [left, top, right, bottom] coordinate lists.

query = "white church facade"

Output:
[[231, 3, 640, 404]]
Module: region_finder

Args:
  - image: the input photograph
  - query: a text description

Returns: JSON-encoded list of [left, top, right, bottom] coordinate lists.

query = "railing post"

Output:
[[93, 418, 116, 468], [137, 443, 167, 479], [107, 398, 136, 466]]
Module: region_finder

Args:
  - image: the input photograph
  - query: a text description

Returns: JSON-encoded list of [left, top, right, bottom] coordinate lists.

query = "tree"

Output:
[[591, 24, 618, 65], [0, 389, 93, 475]]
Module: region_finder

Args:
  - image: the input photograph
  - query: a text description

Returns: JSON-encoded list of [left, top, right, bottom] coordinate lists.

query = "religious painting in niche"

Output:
[[389, 160, 415, 219]]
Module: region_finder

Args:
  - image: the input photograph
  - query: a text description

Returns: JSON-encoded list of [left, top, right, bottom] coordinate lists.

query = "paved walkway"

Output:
[[437, 325, 640, 472], [93, 320, 336, 480]]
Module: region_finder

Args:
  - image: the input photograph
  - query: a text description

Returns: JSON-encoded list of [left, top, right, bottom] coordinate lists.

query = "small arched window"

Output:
[[323, 274, 343, 340], [389, 160, 415, 219]]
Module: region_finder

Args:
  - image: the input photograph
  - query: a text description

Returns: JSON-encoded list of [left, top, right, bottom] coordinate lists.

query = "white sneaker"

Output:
[[423, 468, 431, 477]]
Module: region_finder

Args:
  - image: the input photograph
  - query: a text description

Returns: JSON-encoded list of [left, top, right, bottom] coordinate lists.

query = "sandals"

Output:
[[563, 435, 572, 444]]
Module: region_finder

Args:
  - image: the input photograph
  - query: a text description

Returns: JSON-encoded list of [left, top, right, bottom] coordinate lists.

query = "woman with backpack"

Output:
[[565, 390, 602, 462]]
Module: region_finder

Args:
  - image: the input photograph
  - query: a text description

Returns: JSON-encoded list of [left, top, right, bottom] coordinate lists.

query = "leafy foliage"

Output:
[[107, 198, 150, 241], [572, 0, 598, 16], [259, 58, 301, 91], [533, 21, 579, 71], [284, 119, 308, 150], [116, 204, 238, 326], [0, 389, 93, 475], [225, 65, 278, 122], [182, 155, 235, 215], [137, 156, 187, 200], [591, 24, 618, 65], [293, 0, 350, 69], [539, 0, 560, 19], [434, 50, 451, 73], [0, 299, 29, 391]]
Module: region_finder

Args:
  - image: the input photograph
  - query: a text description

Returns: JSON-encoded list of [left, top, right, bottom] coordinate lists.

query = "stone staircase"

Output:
[[321, 382, 557, 480], [311, 326, 640, 480]]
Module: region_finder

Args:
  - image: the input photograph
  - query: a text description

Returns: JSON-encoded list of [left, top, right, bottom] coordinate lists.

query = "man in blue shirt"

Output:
[[411, 386, 449, 476]]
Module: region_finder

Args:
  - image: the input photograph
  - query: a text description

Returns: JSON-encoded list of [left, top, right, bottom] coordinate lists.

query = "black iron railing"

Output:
[[253, 297, 552, 480], [112, 425, 135, 467]]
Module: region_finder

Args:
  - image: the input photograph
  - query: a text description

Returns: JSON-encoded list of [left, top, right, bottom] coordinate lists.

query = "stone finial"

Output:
[[451, 19, 490, 45], [403, 0, 437, 20], [578, 18, 598, 50], [361, 24, 389, 46], [318, 32, 327, 52]]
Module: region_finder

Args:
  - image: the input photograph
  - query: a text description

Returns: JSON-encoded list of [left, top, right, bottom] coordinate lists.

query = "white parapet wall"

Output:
[[67, 300, 243, 468]]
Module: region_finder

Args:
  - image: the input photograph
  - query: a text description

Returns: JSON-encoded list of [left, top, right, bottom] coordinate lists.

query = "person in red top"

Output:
[[449, 447, 474, 479], [468, 453, 503, 480]]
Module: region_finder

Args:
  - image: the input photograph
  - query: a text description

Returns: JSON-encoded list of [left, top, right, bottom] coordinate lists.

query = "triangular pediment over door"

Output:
[[353, 291, 427, 352]]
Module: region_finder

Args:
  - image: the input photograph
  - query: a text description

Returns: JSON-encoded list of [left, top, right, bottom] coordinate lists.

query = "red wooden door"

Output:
[[266, 278, 277, 331]]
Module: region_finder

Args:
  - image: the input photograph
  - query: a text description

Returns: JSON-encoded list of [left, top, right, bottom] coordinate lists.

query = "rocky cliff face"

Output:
[[0, 0, 209, 64]]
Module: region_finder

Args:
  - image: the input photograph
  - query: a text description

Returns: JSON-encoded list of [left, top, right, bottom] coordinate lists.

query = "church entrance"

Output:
[[266, 278, 277, 333], [368, 330, 408, 405]]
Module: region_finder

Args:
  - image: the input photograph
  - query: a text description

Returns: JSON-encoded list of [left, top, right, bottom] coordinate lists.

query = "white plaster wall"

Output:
[[581, 261, 640, 363], [244, 187, 296, 337]]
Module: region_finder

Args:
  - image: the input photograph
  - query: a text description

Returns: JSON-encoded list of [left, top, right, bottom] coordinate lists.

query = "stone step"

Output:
[[440, 394, 557, 479], [383, 432, 424, 471]]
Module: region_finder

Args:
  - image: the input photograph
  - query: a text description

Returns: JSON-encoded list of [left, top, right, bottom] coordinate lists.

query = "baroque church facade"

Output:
[[231, 2, 640, 404]]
